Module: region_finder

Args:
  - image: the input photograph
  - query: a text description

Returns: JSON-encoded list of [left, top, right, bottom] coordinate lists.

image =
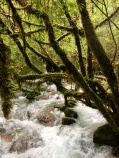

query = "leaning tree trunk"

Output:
[[40, 12, 119, 132], [76, 0, 119, 113]]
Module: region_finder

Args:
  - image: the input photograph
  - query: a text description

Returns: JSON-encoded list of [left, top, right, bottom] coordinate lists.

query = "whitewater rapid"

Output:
[[0, 84, 115, 158]]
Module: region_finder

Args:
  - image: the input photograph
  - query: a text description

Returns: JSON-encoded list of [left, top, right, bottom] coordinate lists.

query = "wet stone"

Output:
[[37, 105, 56, 126], [64, 108, 78, 118], [93, 124, 119, 146], [62, 117, 76, 125], [37, 113, 55, 127]]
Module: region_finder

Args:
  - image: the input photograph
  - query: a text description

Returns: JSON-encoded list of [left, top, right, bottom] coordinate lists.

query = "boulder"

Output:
[[26, 91, 40, 100], [93, 124, 119, 146], [64, 108, 78, 118], [62, 117, 76, 125], [37, 113, 55, 127], [37, 105, 56, 126]]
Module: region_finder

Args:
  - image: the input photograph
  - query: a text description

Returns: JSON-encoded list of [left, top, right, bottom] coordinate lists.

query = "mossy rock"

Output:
[[26, 93, 35, 100], [62, 117, 76, 125], [93, 124, 119, 146], [64, 108, 78, 118], [60, 106, 67, 112], [26, 91, 40, 100]]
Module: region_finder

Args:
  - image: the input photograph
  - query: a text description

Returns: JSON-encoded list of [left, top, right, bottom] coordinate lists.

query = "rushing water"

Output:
[[0, 84, 115, 158]]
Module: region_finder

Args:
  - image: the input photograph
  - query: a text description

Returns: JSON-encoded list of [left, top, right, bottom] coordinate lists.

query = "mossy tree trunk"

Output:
[[76, 0, 119, 114], [40, 12, 119, 131], [0, 38, 12, 118]]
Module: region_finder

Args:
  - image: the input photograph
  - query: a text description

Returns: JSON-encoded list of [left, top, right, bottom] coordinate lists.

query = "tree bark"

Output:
[[0, 38, 12, 118], [86, 46, 94, 78]]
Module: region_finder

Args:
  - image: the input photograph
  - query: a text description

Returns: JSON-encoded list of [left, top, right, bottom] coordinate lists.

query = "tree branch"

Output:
[[0, 18, 42, 74]]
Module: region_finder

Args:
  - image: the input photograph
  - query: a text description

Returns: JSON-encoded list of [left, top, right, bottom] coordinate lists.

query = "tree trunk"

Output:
[[77, 0, 119, 113], [86, 46, 94, 78], [0, 38, 12, 118], [41, 12, 119, 131]]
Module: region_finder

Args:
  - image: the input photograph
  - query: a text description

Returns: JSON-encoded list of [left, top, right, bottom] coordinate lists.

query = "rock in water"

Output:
[[64, 108, 78, 118], [37, 105, 58, 126], [93, 124, 119, 146], [37, 113, 55, 126], [62, 117, 76, 125]]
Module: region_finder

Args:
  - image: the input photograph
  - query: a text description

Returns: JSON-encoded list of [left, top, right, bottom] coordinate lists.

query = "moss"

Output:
[[0, 39, 13, 118], [64, 108, 78, 118], [62, 117, 76, 125], [93, 124, 119, 146], [60, 106, 67, 112], [26, 91, 40, 100], [67, 99, 77, 108]]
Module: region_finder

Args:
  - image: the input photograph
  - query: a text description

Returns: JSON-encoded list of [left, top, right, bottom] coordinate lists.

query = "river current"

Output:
[[0, 84, 115, 158]]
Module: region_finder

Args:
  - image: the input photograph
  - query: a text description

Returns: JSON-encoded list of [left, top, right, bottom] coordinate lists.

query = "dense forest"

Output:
[[1, 0, 119, 149]]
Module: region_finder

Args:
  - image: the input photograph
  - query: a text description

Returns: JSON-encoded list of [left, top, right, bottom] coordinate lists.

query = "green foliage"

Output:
[[77, 2, 85, 11], [67, 99, 77, 107]]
